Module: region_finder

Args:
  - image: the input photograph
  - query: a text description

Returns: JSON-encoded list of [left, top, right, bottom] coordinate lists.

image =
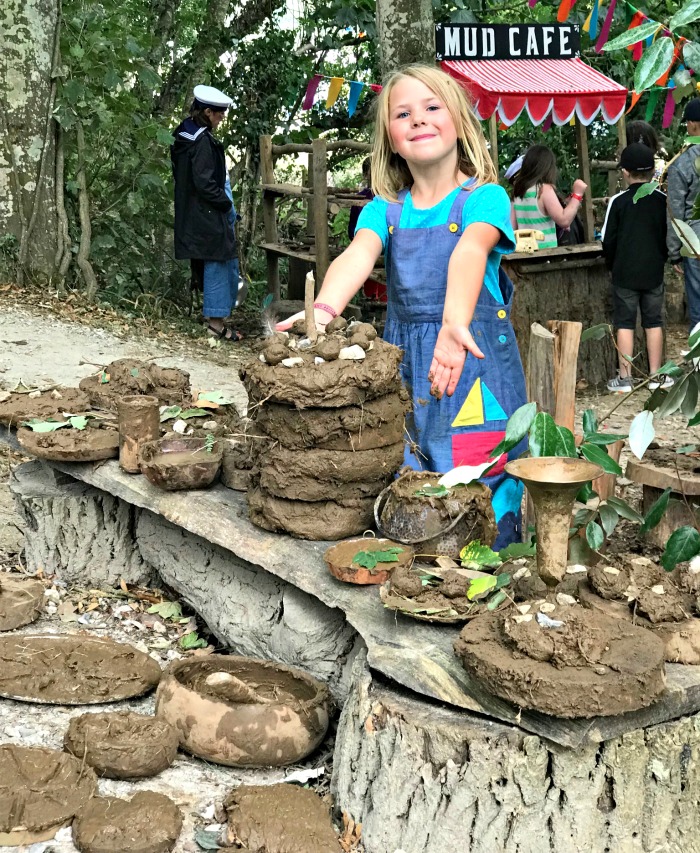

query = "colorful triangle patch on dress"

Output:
[[482, 382, 508, 422], [451, 378, 484, 427]]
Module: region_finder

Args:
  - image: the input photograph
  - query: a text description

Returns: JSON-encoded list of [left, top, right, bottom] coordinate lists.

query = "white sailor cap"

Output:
[[504, 155, 524, 181], [193, 85, 233, 110]]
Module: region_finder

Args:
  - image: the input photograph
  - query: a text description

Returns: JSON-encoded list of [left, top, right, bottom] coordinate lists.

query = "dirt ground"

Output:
[[0, 286, 697, 853]]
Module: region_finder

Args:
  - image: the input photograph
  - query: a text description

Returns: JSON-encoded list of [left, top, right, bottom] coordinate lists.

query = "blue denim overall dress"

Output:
[[383, 186, 527, 548]]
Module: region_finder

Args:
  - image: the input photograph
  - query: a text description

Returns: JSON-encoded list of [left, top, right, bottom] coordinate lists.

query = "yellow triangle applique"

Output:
[[451, 378, 484, 427]]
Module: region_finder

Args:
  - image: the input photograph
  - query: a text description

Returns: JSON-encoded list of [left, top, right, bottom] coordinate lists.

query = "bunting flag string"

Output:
[[594, 0, 618, 53], [301, 73, 382, 117]]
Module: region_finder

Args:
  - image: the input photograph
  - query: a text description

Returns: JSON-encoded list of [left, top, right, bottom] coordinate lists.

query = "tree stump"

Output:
[[135, 510, 363, 701], [10, 461, 151, 587], [332, 654, 700, 853]]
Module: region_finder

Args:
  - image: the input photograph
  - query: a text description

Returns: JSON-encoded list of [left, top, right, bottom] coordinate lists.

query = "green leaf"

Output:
[[147, 601, 182, 620], [661, 526, 700, 570], [654, 360, 684, 378], [156, 127, 175, 146], [581, 432, 627, 446], [689, 411, 700, 427], [576, 482, 595, 503], [640, 487, 672, 534], [633, 181, 659, 203], [582, 408, 598, 436], [670, 218, 700, 256], [684, 41, 700, 74], [495, 572, 511, 589], [554, 424, 577, 457], [581, 323, 610, 342], [580, 442, 622, 475], [130, 367, 139, 377], [677, 444, 699, 454], [69, 416, 89, 430], [487, 590, 508, 610], [586, 520, 605, 551], [179, 408, 211, 420], [21, 419, 69, 433], [498, 541, 536, 560], [605, 496, 644, 524], [194, 829, 221, 850], [681, 373, 699, 418], [460, 540, 502, 568], [628, 410, 655, 460], [179, 631, 208, 650], [467, 575, 498, 600], [415, 485, 450, 498], [603, 21, 661, 51], [160, 406, 182, 422], [353, 550, 378, 569], [99, 370, 110, 384], [671, 0, 700, 30], [490, 401, 537, 458], [529, 411, 560, 457], [634, 38, 675, 93], [657, 374, 692, 418], [198, 391, 235, 405], [598, 503, 619, 537]]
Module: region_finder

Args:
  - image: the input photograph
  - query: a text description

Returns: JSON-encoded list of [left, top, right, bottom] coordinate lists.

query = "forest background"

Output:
[[1, 0, 698, 327]]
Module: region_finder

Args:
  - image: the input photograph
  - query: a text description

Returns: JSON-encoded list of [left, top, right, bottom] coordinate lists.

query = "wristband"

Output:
[[313, 302, 338, 318], [571, 193, 584, 202]]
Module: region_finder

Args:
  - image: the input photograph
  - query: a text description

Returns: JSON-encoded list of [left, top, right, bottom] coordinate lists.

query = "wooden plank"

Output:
[[259, 135, 280, 302], [312, 137, 329, 288], [271, 140, 372, 156], [548, 320, 582, 433], [574, 118, 595, 243], [5, 421, 700, 750], [526, 322, 556, 416], [488, 115, 499, 175], [261, 182, 309, 197], [505, 243, 601, 262], [627, 458, 700, 494]]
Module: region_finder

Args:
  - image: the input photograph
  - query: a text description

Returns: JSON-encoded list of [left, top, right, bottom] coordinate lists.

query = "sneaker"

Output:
[[607, 375, 633, 393], [649, 375, 675, 390]]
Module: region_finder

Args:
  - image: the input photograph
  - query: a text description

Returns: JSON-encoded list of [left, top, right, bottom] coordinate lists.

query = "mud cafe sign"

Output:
[[436, 23, 581, 61]]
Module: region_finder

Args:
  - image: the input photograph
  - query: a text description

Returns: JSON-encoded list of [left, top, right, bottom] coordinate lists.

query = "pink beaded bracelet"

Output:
[[313, 302, 338, 318]]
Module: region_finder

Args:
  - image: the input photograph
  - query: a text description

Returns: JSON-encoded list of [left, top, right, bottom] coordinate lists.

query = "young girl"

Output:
[[511, 145, 587, 248], [278, 65, 527, 548]]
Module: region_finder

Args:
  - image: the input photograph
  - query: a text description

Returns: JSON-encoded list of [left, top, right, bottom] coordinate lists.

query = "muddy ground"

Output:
[[0, 291, 697, 853]]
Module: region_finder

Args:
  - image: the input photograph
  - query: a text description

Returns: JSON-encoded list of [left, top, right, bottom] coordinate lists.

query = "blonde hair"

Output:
[[370, 64, 497, 202]]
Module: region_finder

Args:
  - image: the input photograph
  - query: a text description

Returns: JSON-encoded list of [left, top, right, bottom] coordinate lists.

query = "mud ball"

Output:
[[325, 315, 348, 333], [314, 337, 342, 361], [678, 565, 700, 596], [290, 319, 307, 335], [440, 571, 471, 599], [72, 792, 182, 853], [64, 711, 179, 779], [262, 342, 290, 366], [348, 332, 371, 351], [635, 584, 692, 624], [389, 564, 424, 598], [351, 322, 378, 341], [588, 564, 631, 601], [512, 572, 548, 602]]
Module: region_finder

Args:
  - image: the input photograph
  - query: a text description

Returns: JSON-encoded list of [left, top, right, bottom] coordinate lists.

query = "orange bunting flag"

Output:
[[325, 77, 344, 110], [557, 0, 572, 22], [656, 40, 682, 87], [626, 90, 643, 114]]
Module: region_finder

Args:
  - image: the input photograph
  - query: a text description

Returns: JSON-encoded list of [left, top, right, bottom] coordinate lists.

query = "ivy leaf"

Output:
[[580, 442, 622, 475], [415, 485, 450, 498], [147, 601, 182, 620], [633, 181, 660, 203], [603, 21, 660, 51], [605, 496, 644, 524], [529, 411, 560, 457], [495, 572, 511, 589], [661, 526, 700, 571], [467, 575, 498, 600], [490, 401, 536, 458], [634, 38, 675, 93], [586, 520, 605, 551], [581, 323, 610, 342], [671, 0, 700, 30], [629, 410, 655, 460], [460, 540, 502, 569], [130, 367, 140, 377], [640, 487, 672, 534], [179, 631, 208, 650], [353, 550, 378, 569], [498, 541, 536, 560]]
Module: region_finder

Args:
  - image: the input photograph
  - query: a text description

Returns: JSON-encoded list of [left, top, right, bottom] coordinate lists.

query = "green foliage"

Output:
[[460, 540, 502, 569], [415, 485, 450, 497], [179, 631, 208, 650], [661, 526, 700, 570], [490, 401, 536, 458], [640, 488, 672, 534], [352, 546, 404, 570], [147, 600, 183, 620]]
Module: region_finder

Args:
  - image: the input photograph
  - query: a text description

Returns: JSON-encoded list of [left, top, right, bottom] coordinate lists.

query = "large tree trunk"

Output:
[[375, 0, 434, 78], [0, 0, 59, 280]]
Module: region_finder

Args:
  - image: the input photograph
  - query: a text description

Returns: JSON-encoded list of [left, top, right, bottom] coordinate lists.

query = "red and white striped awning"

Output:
[[442, 58, 627, 127]]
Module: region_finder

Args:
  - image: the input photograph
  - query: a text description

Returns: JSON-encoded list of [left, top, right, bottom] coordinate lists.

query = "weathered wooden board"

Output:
[[4, 423, 700, 748]]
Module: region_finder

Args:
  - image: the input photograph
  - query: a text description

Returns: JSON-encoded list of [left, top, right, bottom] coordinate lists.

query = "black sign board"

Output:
[[436, 23, 581, 61]]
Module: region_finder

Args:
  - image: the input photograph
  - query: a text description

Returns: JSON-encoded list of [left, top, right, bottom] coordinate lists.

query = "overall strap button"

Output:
[[448, 223, 459, 233], [497, 309, 507, 319], [498, 334, 507, 344]]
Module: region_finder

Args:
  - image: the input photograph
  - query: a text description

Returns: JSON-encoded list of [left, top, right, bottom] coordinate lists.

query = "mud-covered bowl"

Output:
[[155, 655, 331, 767], [138, 436, 222, 491]]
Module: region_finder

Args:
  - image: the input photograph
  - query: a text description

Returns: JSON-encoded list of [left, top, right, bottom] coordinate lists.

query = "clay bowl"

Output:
[[155, 655, 331, 767], [324, 538, 414, 585], [139, 436, 223, 491]]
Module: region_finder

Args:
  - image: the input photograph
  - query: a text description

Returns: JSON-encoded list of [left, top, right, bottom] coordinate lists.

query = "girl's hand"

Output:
[[275, 308, 334, 332], [429, 325, 484, 398], [572, 179, 587, 197]]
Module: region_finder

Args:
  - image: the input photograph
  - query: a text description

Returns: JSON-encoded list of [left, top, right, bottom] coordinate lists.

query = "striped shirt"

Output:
[[513, 186, 557, 249]]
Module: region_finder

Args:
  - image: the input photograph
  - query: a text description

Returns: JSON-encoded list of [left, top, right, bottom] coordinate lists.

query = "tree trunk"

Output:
[[375, 0, 434, 78], [0, 0, 60, 280]]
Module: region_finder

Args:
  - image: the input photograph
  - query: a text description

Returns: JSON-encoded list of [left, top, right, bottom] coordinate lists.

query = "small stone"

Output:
[[536, 612, 564, 629], [512, 567, 531, 581], [651, 584, 665, 595], [513, 613, 533, 624], [281, 357, 304, 368], [603, 566, 620, 575], [51, 389, 63, 399], [297, 338, 313, 350], [516, 604, 531, 614], [28, 390, 41, 399], [539, 602, 556, 613], [556, 593, 577, 606], [202, 420, 218, 431], [325, 316, 347, 333], [566, 565, 588, 574], [338, 345, 366, 361], [314, 357, 325, 365]]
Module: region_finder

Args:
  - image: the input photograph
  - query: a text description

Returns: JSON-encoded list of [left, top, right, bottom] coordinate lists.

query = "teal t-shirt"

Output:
[[356, 183, 515, 304]]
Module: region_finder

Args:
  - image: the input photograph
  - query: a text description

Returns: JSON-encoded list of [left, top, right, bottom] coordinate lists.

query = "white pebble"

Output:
[[651, 584, 665, 595], [536, 612, 564, 629], [314, 357, 326, 365], [603, 566, 620, 576], [556, 593, 577, 606], [566, 564, 588, 574], [258, 353, 267, 363], [513, 613, 533, 624], [539, 602, 556, 613], [338, 344, 366, 361], [281, 357, 304, 368], [516, 604, 531, 614], [512, 567, 531, 581]]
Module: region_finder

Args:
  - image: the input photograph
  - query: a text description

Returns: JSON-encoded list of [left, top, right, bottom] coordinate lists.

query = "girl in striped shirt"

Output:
[[511, 145, 586, 248]]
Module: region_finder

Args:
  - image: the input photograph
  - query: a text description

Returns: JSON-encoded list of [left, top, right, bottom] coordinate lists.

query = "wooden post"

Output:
[[616, 113, 627, 159], [488, 115, 499, 175], [547, 320, 582, 434], [259, 135, 280, 302], [312, 137, 329, 289], [574, 118, 595, 243], [526, 323, 556, 416], [304, 270, 318, 343]]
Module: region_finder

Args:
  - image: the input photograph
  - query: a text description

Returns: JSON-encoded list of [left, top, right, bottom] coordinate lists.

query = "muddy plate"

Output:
[[324, 537, 414, 585], [17, 424, 119, 462], [0, 634, 161, 704]]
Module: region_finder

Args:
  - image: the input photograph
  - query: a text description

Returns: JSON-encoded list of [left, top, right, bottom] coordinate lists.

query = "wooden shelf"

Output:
[[258, 241, 317, 263], [262, 182, 309, 198]]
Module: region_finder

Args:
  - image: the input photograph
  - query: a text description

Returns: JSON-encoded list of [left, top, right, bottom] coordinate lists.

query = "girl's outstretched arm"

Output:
[[276, 229, 383, 330], [539, 180, 586, 228], [429, 222, 501, 398]]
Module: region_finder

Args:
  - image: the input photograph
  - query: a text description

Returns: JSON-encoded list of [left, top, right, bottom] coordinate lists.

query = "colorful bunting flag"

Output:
[[347, 81, 364, 117], [645, 87, 660, 121], [301, 74, 381, 115], [325, 77, 344, 109], [594, 0, 618, 53], [302, 75, 322, 110], [662, 83, 676, 127]]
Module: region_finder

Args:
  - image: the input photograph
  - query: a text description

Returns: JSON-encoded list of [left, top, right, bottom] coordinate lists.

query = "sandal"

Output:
[[206, 324, 244, 342]]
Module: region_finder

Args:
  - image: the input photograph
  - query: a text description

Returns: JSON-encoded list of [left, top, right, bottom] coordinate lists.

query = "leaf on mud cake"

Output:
[[194, 828, 221, 850], [21, 418, 69, 432], [99, 370, 110, 384], [179, 408, 211, 420], [460, 540, 502, 569], [410, 605, 459, 616], [160, 405, 182, 422], [352, 547, 403, 570], [197, 390, 235, 406], [414, 484, 450, 498], [467, 575, 498, 600]]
